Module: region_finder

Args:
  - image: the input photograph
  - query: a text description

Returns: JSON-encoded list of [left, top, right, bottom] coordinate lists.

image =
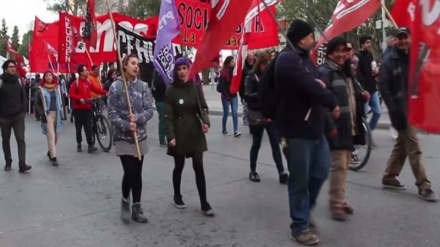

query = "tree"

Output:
[[0, 19, 8, 57], [125, 0, 161, 18], [11, 26, 20, 51], [277, 0, 397, 58], [18, 30, 33, 58], [44, 0, 87, 16]]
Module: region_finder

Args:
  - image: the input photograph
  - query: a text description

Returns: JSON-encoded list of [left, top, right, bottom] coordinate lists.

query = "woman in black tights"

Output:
[[107, 54, 154, 223], [164, 58, 214, 216]]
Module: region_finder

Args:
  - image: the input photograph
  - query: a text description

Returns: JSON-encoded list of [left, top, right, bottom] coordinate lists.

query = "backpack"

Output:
[[258, 58, 278, 119]]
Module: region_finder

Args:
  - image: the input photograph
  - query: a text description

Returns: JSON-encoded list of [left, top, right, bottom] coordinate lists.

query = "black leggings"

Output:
[[120, 155, 144, 203], [173, 153, 208, 206]]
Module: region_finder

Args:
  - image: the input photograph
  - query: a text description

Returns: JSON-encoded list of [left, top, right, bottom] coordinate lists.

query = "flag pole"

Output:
[[105, 0, 142, 160], [381, 4, 398, 28]]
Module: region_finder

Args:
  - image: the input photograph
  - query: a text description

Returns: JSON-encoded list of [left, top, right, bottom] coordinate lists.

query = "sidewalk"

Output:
[[202, 85, 392, 130]]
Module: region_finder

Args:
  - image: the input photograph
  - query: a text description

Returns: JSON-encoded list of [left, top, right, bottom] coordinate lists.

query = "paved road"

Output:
[[0, 114, 439, 247]]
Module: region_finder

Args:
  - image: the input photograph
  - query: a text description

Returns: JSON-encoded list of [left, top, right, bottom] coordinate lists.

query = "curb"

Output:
[[208, 110, 392, 130]]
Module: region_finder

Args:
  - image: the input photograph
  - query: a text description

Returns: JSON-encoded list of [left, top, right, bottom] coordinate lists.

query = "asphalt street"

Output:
[[0, 114, 439, 247]]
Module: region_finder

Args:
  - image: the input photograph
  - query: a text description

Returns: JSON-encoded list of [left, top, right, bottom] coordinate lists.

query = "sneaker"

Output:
[[202, 203, 215, 217], [4, 164, 11, 171], [291, 230, 320, 246], [342, 202, 354, 214], [77, 144, 82, 153], [331, 207, 347, 222], [249, 171, 261, 182], [131, 203, 148, 223], [88, 146, 98, 153], [160, 142, 167, 148], [418, 188, 438, 202], [233, 132, 242, 137], [222, 131, 231, 136], [279, 173, 288, 184], [382, 179, 406, 190], [19, 164, 32, 173], [173, 196, 186, 209], [120, 198, 131, 223]]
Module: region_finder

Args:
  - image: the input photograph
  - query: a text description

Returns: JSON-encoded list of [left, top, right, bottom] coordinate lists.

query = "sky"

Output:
[[0, 0, 58, 39]]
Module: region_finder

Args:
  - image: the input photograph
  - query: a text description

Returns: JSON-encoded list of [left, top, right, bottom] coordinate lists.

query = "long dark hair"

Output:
[[220, 56, 234, 80], [253, 51, 270, 74]]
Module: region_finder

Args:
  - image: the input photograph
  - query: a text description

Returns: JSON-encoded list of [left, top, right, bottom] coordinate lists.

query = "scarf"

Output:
[[44, 83, 56, 90]]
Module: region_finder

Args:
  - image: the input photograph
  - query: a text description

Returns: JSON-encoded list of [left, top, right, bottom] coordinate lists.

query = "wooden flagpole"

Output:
[[381, 4, 398, 28], [105, 0, 142, 160]]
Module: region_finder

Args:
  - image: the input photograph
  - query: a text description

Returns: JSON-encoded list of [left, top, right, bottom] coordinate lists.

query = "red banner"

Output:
[[174, 0, 278, 49], [58, 12, 158, 67], [30, 17, 60, 73], [315, 0, 381, 49], [187, 0, 254, 80], [83, 0, 98, 48], [408, 0, 440, 133]]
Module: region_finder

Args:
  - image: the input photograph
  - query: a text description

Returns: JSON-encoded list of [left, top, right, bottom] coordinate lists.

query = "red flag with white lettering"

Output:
[[408, 0, 440, 133], [187, 0, 255, 80], [390, 0, 416, 28], [315, 0, 381, 49]]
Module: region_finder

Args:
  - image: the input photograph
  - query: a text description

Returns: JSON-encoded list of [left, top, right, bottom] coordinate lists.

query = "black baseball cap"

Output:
[[397, 27, 411, 36]]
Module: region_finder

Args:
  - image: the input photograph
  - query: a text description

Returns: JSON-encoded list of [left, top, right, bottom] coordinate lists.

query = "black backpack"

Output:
[[258, 48, 293, 119]]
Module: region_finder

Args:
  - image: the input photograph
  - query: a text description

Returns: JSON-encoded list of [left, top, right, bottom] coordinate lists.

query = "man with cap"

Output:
[[379, 27, 438, 202], [319, 37, 370, 221], [274, 19, 340, 245]]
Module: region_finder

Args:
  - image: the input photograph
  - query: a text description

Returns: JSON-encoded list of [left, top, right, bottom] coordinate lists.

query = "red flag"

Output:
[[187, 0, 255, 80], [315, 0, 381, 49], [5, 38, 27, 77], [30, 17, 60, 73], [390, 0, 416, 28], [408, 0, 440, 133], [83, 0, 98, 49]]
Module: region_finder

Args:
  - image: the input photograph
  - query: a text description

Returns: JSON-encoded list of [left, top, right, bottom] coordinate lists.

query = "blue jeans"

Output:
[[221, 96, 238, 133], [249, 122, 285, 174], [364, 91, 381, 130], [284, 136, 331, 234]]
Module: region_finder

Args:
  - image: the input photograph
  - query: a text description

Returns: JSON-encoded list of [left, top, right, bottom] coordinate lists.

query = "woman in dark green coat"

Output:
[[164, 57, 214, 216]]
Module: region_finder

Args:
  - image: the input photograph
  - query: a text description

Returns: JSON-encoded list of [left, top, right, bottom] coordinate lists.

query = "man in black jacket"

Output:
[[152, 69, 167, 147], [319, 37, 370, 221], [0, 60, 32, 172], [275, 20, 340, 245], [357, 35, 381, 135], [379, 28, 437, 202]]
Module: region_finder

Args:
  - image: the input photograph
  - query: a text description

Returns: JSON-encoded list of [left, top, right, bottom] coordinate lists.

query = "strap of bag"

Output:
[[192, 82, 204, 120]]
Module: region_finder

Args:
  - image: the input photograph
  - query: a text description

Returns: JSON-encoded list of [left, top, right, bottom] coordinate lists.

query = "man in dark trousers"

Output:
[[0, 60, 32, 172], [379, 27, 437, 202], [152, 69, 167, 147], [356, 35, 381, 137], [69, 64, 107, 153], [275, 20, 340, 245]]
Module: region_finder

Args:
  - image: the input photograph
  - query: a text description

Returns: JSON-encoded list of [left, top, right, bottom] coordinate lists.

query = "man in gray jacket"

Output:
[[0, 60, 32, 172]]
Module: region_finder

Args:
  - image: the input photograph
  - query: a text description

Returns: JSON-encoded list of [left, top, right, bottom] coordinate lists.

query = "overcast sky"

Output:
[[0, 0, 58, 39]]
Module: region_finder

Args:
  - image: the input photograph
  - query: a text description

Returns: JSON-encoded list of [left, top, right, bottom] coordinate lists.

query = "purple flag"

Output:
[[153, 0, 180, 85]]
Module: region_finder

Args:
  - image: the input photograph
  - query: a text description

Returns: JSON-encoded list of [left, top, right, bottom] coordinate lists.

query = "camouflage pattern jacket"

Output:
[[107, 77, 154, 143]]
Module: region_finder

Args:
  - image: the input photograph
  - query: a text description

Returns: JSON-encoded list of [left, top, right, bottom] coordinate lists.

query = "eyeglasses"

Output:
[[7, 66, 16, 68], [346, 48, 353, 51]]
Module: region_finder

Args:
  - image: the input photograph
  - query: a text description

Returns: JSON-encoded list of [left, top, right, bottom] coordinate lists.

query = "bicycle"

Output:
[[350, 118, 373, 171], [90, 97, 113, 152]]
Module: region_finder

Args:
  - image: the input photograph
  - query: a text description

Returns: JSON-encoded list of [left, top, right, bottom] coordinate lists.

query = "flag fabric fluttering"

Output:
[[153, 0, 180, 85], [83, 0, 98, 49], [390, 0, 416, 28], [407, 0, 440, 133], [5, 38, 27, 77], [315, 0, 381, 49], [186, 0, 255, 81]]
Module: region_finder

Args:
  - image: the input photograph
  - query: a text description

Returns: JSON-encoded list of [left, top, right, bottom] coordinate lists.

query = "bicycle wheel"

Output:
[[95, 114, 113, 152], [350, 119, 372, 171]]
